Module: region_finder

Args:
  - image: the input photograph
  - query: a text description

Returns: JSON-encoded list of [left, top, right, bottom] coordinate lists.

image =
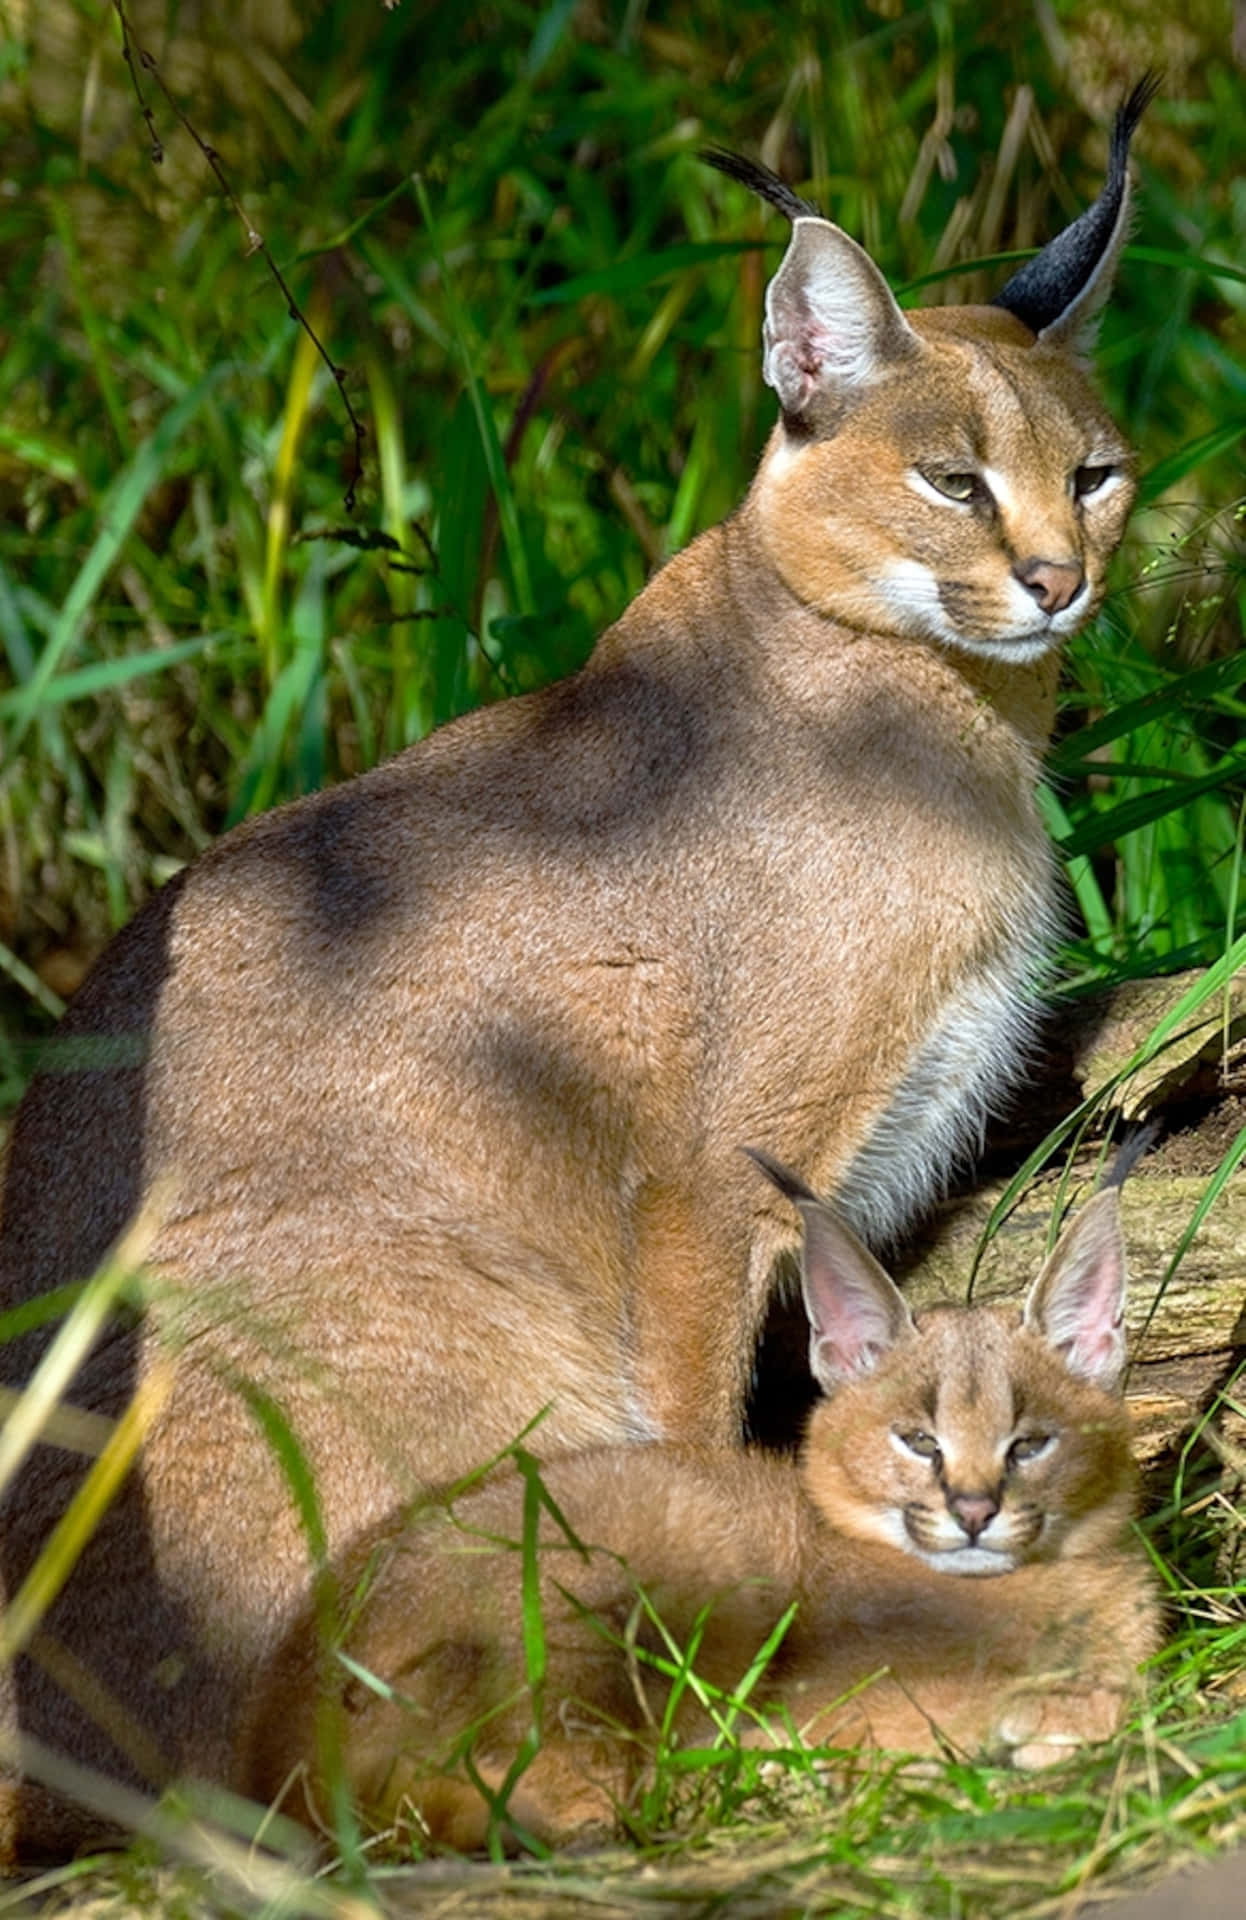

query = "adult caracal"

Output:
[[0, 84, 1154, 1854], [242, 1156, 1159, 1851]]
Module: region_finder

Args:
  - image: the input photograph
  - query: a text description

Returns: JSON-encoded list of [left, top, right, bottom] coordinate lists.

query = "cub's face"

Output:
[[754, 307, 1135, 664], [799, 1304, 1137, 1577]]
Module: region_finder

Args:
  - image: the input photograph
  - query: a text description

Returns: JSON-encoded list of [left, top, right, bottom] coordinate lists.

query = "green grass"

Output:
[[0, 0, 1243, 1910]]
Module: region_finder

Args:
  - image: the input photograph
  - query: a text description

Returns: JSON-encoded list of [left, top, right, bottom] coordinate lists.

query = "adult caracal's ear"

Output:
[[744, 1147, 914, 1393], [993, 74, 1159, 356], [1023, 1188, 1128, 1391], [760, 219, 920, 414], [701, 148, 919, 416], [705, 75, 1156, 378]]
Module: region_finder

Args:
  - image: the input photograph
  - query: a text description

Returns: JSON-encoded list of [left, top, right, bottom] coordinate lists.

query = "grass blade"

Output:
[[0, 1195, 166, 1508], [4, 368, 230, 753]]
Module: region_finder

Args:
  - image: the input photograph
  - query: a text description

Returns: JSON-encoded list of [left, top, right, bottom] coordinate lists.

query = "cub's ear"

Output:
[[1023, 1188, 1128, 1391], [993, 73, 1159, 356], [744, 1147, 915, 1393], [763, 218, 920, 416]]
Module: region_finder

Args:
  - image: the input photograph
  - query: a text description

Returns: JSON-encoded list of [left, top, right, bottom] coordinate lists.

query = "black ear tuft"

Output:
[[992, 72, 1160, 341], [742, 1144, 822, 1207], [700, 147, 823, 224], [1116, 69, 1165, 142], [1100, 1117, 1161, 1192]]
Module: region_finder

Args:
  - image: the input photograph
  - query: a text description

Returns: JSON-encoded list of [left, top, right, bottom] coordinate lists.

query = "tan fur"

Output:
[[0, 158, 1139, 1858], [239, 1204, 1157, 1852]]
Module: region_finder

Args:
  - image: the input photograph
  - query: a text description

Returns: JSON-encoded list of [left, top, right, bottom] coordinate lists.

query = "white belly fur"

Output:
[[832, 885, 1058, 1247]]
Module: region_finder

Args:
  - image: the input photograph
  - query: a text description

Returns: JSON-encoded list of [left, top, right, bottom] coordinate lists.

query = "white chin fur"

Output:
[[948, 629, 1058, 666], [877, 559, 1077, 662], [912, 1543, 1017, 1578]]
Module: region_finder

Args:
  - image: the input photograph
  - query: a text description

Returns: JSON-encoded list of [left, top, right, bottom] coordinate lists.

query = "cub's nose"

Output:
[[948, 1491, 999, 1541], [1014, 557, 1085, 614]]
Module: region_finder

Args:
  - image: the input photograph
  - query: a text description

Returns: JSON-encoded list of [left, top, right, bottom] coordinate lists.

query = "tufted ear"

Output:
[[993, 74, 1159, 356], [1023, 1189, 1128, 1391], [700, 146, 920, 417], [700, 146, 822, 223], [745, 1147, 915, 1393], [762, 218, 920, 415]]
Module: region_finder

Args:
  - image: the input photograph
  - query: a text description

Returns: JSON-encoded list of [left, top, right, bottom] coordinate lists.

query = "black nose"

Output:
[[1014, 557, 1085, 615]]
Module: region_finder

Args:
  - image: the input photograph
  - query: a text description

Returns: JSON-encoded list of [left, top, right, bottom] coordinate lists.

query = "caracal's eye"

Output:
[[926, 470, 981, 503], [1073, 463, 1115, 498], [1007, 1431, 1055, 1467], [898, 1429, 943, 1467]]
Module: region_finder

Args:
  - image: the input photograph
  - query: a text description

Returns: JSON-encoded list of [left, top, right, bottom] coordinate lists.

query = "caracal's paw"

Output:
[[993, 1682, 1128, 1770]]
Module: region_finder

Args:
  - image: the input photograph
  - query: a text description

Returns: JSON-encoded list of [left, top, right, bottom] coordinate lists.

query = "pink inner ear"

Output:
[[812, 1299, 892, 1381], [1027, 1189, 1128, 1388], [766, 294, 839, 411], [767, 342, 818, 413], [800, 1206, 911, 1389], [1067, 1325, 1123, 1378], [797, 321, 834, 375], [761, 220, 918, 415], [768, 287, 843, 403]]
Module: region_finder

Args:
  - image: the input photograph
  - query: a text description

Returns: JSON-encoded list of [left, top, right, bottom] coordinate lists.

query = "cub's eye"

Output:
[[897, 1429, 943, 1467], [1073, 463, 1114, 498], [927, 471, 981, 503], [1007, 1432, 1055, 1467]]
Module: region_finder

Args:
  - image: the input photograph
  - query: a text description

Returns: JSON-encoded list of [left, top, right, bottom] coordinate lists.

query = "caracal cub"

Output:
[[243, 1156, 1159, 1851]]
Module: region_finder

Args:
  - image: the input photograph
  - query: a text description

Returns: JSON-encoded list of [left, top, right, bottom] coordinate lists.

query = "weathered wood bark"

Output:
[[898, 971, 1246, 1464]]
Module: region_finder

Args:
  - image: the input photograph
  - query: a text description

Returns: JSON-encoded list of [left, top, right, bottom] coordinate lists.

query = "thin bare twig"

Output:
[[111, 1, 366, 510]]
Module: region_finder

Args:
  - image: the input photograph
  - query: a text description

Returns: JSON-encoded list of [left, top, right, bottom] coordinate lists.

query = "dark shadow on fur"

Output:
[[0, 875, 187, 1855]]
